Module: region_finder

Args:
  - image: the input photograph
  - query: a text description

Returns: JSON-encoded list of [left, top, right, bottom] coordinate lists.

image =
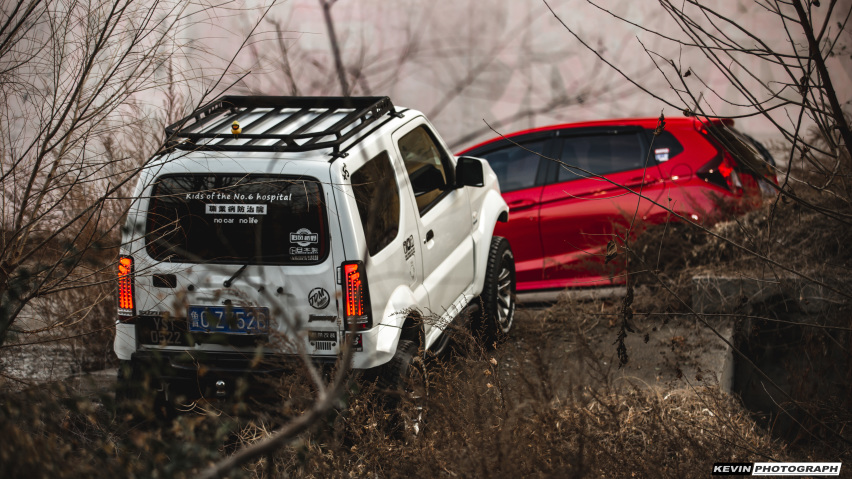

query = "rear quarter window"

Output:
[[146, 174, 328, 264], [644, 130, 685, 162], [351, 152, 401, 256]]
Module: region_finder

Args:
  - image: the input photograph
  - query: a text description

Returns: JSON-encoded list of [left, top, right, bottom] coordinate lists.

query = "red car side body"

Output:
[[458, 117, 776, 292]]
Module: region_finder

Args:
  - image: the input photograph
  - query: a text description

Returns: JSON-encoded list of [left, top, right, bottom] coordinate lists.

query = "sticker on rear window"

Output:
[[655, 148, 670, 162], [205, 204, 268, 215], [290, 246, 319, 261], [187, 192, 291, 201], [290, 228, 319, 246]]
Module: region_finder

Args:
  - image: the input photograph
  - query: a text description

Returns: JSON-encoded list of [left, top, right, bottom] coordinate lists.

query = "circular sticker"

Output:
[[309, 287, 330, 309]]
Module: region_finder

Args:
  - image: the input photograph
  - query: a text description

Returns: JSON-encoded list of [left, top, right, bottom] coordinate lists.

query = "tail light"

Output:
[[696, 125, 743, 193], [118, 255, 136, 322], [342, 261, 372, 329], [697, 155, 742, 193]]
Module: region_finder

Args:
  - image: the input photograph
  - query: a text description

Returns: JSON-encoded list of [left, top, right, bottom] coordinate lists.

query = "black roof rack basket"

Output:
[[164, 96, 397, 155]]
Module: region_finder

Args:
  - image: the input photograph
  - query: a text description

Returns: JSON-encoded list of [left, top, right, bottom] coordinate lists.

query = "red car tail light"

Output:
[[696, 126, 743, 194], [697, 154, 742, 193], [118, 255, 136, 322], [342, 261, 372, 329]]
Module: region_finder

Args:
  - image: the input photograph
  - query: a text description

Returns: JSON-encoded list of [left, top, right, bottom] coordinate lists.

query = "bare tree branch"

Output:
[[320, 0, 349, 96]]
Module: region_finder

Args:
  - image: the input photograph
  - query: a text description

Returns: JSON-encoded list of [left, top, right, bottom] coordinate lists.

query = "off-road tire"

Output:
[[475, 236, 516, 347], [379, 339, 427, 438]]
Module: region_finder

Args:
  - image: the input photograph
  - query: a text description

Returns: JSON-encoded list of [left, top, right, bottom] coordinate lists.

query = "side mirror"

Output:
[[410, 164, 446, 196], [456, 156, 484, 187]]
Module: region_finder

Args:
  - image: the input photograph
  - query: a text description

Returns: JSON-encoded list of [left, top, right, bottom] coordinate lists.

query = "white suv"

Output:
[[114, 96, 514, 402]]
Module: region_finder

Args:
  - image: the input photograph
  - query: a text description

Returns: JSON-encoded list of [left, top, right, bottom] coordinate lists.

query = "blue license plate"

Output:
[[187, 305, 270, 334]]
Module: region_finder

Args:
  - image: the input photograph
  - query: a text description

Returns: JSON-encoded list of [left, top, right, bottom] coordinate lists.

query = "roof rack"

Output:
[[164, 96, 398, 156]]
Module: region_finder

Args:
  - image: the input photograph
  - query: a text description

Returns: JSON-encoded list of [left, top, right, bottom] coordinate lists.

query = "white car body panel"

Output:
[[115, 100, 508, 373]]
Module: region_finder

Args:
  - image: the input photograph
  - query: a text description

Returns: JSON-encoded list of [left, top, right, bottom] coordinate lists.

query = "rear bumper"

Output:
[[128, 350, 339, 399]]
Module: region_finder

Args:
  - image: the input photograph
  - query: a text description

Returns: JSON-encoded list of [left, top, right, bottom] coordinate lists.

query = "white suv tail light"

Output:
[[117, 255, 136, 322], [342, 261, 372, 329]]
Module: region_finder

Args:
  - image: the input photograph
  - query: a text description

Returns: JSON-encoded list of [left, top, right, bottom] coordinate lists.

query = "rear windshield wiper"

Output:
[[223, 264, 248, 288]]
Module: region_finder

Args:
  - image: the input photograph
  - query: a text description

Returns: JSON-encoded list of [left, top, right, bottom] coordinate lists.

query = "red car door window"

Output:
[[540, 132, 666, 288], [556, 133, 646, 182]]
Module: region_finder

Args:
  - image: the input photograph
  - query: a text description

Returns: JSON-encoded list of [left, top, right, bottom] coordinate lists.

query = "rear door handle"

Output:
[[622, 176, 651, 187], [602, 176, 654, 192], [424, 229, 434, 243], [508, 198, 536, 210]]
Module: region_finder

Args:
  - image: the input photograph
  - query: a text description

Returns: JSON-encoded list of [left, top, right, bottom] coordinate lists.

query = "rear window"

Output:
[[146, 174, 328, 264]]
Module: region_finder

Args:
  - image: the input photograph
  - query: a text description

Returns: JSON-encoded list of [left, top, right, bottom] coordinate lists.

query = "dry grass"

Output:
[[216, 335, 790, 479], [0, 309, 800, 478]]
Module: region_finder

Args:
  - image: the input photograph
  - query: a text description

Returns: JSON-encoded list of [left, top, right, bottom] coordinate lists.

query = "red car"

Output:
[[458, 117, 777, 292]]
